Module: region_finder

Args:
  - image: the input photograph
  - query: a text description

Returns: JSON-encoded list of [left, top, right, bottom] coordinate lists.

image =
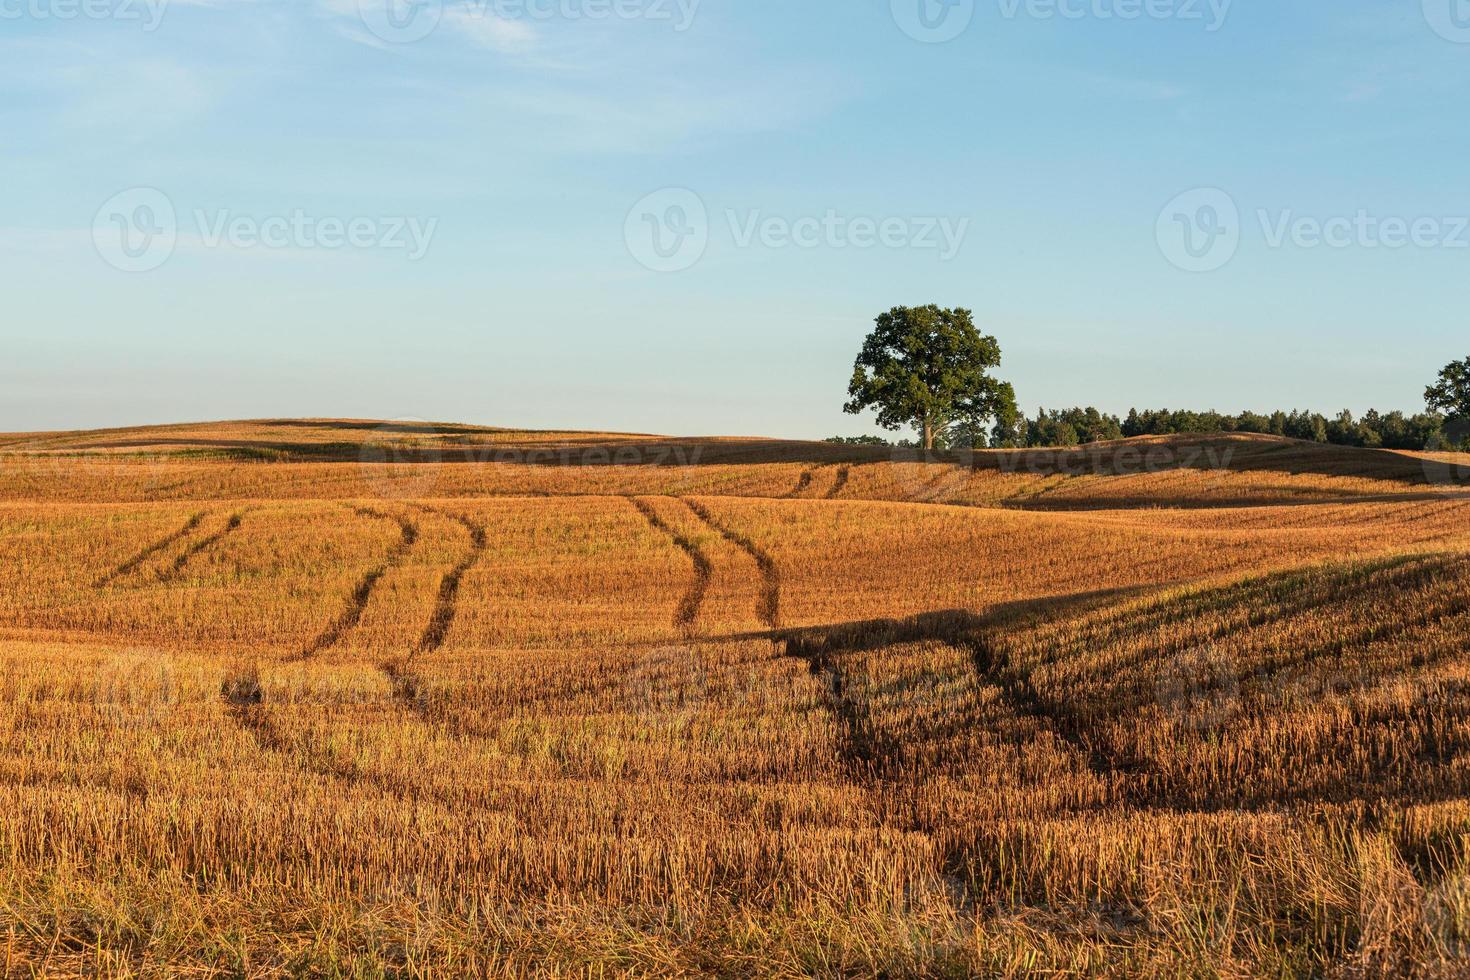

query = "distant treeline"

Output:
[[830, 407, 1457, 451]]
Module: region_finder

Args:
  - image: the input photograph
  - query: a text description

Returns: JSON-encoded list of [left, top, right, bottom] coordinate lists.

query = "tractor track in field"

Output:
[[681, 498, 781, 629], [407, 505, 488, 661], [780, 612, 1117, 782], [824, 466, 851, 500], [95, 510, 207, 586], [295, 506, 419, 661], [223, 690, 427, 801], [224, 691, 533, 813], [226, 504, 463, 790], [910, 466, 959, 503], [783, 468, 817, 498], [629, 496, 711, 635], [955, 633, 1121, 781], [160, 509, 251, 581]]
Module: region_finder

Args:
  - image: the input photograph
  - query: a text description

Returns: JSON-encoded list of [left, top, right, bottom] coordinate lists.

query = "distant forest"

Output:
[[831, 407, 1457, 452]]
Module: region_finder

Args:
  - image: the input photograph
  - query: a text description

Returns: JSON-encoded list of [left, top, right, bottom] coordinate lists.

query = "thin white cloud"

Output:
[[319, 0, 540, 52], [442, 6, 537, 51], [483, 64, 852, 154]]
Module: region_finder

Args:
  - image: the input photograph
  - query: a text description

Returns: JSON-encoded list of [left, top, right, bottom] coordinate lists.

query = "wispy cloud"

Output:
[[0, 35, 215, 144], [481, 64, 851, 154], [442, 6, 538, 51], [318, 0, 540, 51]]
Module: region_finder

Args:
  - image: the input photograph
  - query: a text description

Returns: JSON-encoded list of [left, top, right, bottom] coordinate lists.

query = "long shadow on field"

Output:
[[772, 553, 1470, 813], [32, 423, 1470, 501], [778, 603, 1131, 782]]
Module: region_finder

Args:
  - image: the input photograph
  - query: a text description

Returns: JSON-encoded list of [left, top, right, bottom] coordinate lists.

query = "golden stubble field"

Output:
[[2, 419, 1470, 977]]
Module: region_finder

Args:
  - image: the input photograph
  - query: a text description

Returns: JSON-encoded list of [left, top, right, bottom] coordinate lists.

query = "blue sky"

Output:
[[3, 0, 1468, 438]]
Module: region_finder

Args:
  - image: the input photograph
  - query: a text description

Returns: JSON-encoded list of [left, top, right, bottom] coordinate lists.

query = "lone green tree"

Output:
[[844, 305, 1017, 450], [1427, 357, 1470, 447]]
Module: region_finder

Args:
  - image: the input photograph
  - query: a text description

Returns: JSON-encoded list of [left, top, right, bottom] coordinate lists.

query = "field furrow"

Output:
[[160, 509, 249, 580], [628, 496, 712, 634], [3, 422, 1470, 975], [297, 506, 419, 660], [681, 497, 782, 629], [409, 505, 488, 659], [94, 510, 207, 586]]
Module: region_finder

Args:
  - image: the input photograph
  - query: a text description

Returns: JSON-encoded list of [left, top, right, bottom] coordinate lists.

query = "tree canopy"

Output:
[[1427, 358, 1470, 416], [843, 305, 1017, 450]]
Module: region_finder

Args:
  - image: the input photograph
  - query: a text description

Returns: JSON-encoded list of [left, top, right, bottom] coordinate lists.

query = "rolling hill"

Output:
[[0, 419, 1467, 975]]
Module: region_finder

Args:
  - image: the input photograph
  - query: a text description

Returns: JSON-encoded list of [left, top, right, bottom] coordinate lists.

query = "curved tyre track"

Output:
[[911, 466, 956, 503], [825, 466, 851, 500], [629, 496, 711, 634], [681, 498, 781, 629], [411, 506, 489, 659], [296, 506, 419, 660], [780, 612, 1111, 780], [96, 510, 207, 586], [162, 509, 250, 580], [784, 470, 815, 499]]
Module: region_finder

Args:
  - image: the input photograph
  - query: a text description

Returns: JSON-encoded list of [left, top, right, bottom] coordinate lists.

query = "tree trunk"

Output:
[[923, 416, 934, 451]]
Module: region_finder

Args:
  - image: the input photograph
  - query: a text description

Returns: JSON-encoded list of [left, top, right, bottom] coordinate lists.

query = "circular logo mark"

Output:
[[93, 187, 177, 273], [1421, 418, 1470, 487], [1424, 0, 1470, 42], [358, 418, 446, 500], [624, 188, 709, 273], [891, 0, 975, 42], [1154, 647, 1240, 732], [623, 644, 708, 713], [358, 0, 443, 44], [888, 446, 973, 503], [1156, 187, 1240, 273]]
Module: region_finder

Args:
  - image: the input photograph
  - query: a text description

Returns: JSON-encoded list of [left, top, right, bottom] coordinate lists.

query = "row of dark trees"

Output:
[[988, 407, 1452, 451], [839, 305, 1470, 453], [831, 407, 1452, 451]]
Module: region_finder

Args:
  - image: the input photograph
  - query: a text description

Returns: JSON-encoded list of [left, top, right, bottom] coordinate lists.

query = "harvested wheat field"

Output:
[[2, 419, 1470, 977]]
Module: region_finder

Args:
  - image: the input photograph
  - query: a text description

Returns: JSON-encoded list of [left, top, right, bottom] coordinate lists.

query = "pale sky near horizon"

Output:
[[4, 0, 1469, 438]]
